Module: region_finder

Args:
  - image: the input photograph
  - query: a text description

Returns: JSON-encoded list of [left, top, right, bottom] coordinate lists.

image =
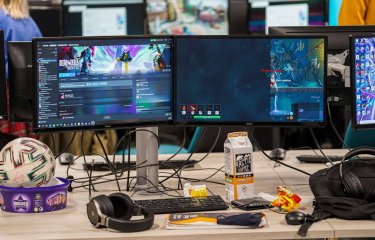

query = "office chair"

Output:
[[343, 121, 375, 148]]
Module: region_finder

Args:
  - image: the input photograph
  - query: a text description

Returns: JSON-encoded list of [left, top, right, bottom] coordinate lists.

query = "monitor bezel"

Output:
[[173, 35, 328, 127], [350, 34, 375, 130], [0, 29, 7, 120], [32, 35, 174, 133]]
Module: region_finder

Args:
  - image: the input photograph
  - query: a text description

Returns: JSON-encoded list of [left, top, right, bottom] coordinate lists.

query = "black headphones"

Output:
[[339, 147, 375, 200], [86, 193, 154, 232]]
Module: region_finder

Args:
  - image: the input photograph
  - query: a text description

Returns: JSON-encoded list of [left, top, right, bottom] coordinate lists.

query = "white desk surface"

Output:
[[0, 149, 373, 240]]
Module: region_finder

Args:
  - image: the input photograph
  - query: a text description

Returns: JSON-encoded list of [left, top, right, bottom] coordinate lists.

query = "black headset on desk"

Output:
[[86, 193, 154, 232], [85, 161, 154, 232], [339, 147, 375, 200]]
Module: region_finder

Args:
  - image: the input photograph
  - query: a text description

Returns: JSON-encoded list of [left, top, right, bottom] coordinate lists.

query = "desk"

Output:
[[0, 150, 371, 240]]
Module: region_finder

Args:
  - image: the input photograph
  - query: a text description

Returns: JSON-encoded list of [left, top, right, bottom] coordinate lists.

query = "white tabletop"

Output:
[[0, 149, 370, 239]]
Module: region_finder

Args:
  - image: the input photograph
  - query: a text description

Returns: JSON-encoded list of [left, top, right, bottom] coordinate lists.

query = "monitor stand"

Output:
[[134, 127, 161, 194]]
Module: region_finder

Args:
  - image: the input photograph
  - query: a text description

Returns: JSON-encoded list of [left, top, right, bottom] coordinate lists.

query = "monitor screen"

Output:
[[175, 36, 327, 126], [8, 42, 33, 122], [63, 0, 145, 36], [33, 36, 174, 133], [248, 0, 326, 34], [352, 36, 375, 129], [0, 30, 7, 120], [146, 0, 229, 35]]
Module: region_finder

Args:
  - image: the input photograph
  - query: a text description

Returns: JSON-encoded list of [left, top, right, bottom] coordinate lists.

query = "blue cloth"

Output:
[[0, 10, 42, 75]]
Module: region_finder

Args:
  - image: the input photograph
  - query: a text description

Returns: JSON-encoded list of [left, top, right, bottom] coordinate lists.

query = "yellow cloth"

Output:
[[339, 0, 375, 25]]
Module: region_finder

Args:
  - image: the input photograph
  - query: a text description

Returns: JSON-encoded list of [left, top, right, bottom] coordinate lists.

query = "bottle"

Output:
[[224, 131, 254, 202]]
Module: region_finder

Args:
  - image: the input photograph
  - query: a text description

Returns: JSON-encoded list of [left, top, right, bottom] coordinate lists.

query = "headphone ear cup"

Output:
[[342, 171, 365, 199], [109, 193, 134, 220], [96, 195, 115, 218]]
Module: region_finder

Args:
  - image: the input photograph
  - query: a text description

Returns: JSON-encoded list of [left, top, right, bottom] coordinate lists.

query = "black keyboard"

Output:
[[296, 155, 375, 163], [134, 195, 229, 214], [83, 159, 198, 171]]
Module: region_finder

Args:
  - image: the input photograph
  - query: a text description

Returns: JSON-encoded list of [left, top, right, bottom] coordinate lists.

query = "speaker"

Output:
[[86, 193, 154, 232]]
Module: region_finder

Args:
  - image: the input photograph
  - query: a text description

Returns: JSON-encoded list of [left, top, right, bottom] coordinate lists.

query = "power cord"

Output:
[[54, 132, 77, 159], [309, 128, 335, 166], [242, 127, 311, 176]]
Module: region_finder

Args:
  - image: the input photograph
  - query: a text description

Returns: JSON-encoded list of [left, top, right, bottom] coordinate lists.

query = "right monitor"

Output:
[[174, 36, 327, 126], [352, 35, 375, 129]]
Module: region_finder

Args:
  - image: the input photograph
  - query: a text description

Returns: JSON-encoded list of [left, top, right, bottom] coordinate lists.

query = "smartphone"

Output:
[[231, 197, 271, 210]]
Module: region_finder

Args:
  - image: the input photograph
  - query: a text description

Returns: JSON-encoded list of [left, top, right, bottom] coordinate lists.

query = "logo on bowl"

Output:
[[13, 195, 29, 211]]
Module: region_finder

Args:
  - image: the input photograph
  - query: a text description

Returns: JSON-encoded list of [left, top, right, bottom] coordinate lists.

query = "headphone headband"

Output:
[[87, 193, 154, 232], [107, 208, 154, 232], [343, 147, 375, 161]]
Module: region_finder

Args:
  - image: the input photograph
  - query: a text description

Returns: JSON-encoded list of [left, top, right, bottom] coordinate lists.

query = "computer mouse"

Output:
[[270, 148, 287, 160], [58, 153, 75, 165], [285, 211, 306, 225]]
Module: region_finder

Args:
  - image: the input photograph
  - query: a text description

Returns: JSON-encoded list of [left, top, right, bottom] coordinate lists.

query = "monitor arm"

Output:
[[327, 50, 351, 87]]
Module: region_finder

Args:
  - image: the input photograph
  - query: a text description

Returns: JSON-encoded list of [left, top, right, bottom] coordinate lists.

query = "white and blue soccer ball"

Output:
[[0, 138, 55, 188]]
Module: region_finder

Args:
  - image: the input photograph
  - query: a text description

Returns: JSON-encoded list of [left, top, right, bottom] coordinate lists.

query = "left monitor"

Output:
[[33, 36, 174, 133], [0, 29, 7, 120]]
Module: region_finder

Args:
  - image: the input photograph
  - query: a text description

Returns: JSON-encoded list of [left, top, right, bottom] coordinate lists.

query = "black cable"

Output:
[[177, 127, 222, 189], [51, 133, 56, 156], [193, 127, 222, 163], [126, 133, 131, 191], [159, 127, 207, 184], [243, 128, 312, 176], [88, 160, 94, 200], [327, 97, 350, 149], [94, 132, 121, 192], [309, 128, 334, 166], [54, 132, 77, 159], [163, 127, 187, 163], [80, 132, 96, 191]]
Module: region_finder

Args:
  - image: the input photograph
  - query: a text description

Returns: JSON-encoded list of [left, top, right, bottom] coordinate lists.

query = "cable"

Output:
[[163, 127, 187, 162], [126, 133, 131, 191], [327, 97, 350, 149], [51, 133, 56, 156], [193, 127, 222, 163], [94, 132, 121, 192], [176, 127, 222, 189], [88, 160, 94, 200], [309, 128, 335, 166], [159, 127, 207, 184], [79, 131, 96, 191], [243, 128, 311, 176], [54, 132, 77, 159]]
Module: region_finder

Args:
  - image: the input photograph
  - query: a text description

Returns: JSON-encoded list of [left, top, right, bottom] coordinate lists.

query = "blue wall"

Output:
[[329, 0, 343, 25]]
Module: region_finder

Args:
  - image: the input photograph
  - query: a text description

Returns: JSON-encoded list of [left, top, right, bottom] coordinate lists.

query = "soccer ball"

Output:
[[0, 138, 56, 188]]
